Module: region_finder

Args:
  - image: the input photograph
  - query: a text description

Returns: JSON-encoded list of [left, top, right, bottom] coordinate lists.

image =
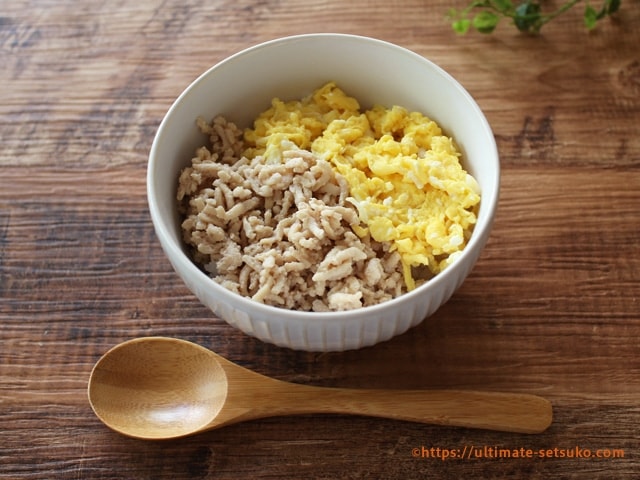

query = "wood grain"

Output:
[[1, 0, 639, 478]]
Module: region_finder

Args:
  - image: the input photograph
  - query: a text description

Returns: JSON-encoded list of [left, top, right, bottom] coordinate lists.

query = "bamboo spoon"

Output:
[[87, 337, 552, 440]]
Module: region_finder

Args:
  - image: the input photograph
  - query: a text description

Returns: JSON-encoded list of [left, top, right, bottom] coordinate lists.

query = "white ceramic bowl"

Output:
[[147, 34, 500, 352]]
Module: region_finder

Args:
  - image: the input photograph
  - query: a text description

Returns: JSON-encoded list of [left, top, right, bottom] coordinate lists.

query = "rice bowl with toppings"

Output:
[[147, 34, 499, 351]]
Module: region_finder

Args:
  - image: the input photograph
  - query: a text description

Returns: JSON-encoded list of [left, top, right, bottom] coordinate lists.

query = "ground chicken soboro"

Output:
[[177, 116, 405, 311]]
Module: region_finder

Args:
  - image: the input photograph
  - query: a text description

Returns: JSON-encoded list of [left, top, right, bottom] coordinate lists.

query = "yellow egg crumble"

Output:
[[244, 82, 481, 289]]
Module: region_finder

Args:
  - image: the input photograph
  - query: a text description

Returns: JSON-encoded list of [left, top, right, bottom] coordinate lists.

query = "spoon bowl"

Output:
[[88, 337, 229, 439], [88, 337, 552, 440]]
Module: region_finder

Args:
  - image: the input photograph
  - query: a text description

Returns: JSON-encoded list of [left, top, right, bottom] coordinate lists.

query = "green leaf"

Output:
[[607, 0, 621, 14], [600, 0, 621, 16], [473, 11, 500, 33], [584, 5, 598, 29], [514, 1, 542, 32], [452, 18, 472, 34]]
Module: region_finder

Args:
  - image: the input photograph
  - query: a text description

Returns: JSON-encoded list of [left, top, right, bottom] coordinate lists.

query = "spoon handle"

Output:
[[251, 382, 552, 434]]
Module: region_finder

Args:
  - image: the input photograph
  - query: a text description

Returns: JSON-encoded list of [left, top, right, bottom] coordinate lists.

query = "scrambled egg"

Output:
[[244, 82, 481, 289]]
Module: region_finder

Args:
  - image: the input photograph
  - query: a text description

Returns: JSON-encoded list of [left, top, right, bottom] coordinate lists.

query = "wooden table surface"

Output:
[[2, 0, 639, 478]]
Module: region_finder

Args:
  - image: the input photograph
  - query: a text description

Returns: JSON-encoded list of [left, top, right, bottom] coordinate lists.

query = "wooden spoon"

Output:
[[87, 337, 552, 440]]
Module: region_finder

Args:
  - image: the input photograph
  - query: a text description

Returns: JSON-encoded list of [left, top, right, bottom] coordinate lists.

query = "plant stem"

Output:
[[542, 0, 582, 24]]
